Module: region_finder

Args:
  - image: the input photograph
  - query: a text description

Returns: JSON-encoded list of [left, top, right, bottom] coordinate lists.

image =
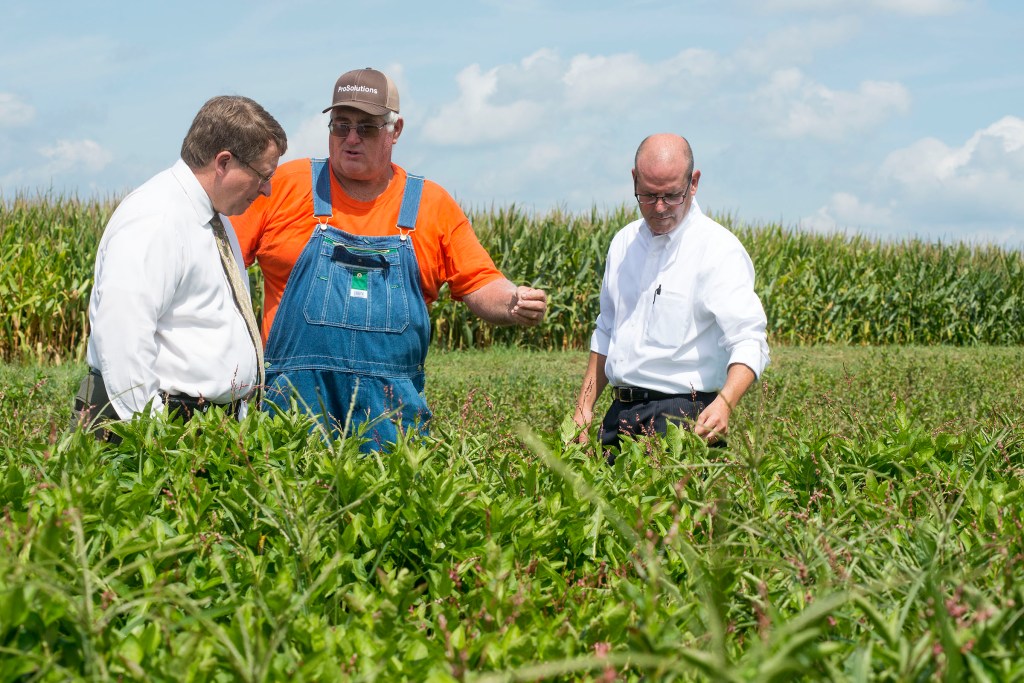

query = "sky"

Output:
[[2, 0, 1022, 248]]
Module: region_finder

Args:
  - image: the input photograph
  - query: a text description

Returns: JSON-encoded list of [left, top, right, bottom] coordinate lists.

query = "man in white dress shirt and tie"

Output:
[[573, 133, 770, 454], [72, 95, 287, 439]]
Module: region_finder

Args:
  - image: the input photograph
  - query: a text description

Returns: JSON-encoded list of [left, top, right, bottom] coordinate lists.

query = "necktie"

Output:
[[210, 213, 265, 401]]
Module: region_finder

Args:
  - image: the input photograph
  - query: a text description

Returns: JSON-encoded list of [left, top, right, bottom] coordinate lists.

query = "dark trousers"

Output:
[[600, 392, 719, 452], [70, 368, 240, 443], [70, 368, 122, 443]]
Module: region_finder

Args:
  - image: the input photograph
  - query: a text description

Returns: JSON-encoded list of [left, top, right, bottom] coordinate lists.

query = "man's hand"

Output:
[[694, 396, 731, 443], [464, 279, 547, 326], [509, 286, 547, 326], [573, 406, 594, 444], [694, 363, 756, 443]]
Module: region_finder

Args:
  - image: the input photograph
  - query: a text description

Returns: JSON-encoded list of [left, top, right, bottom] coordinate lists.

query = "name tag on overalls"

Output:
[[351, 272, 368, 299], [332, 244, 388, 300]]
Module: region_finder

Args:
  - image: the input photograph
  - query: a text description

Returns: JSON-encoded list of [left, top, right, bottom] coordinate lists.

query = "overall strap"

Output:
[[311, 160, 423, 231], [311, 158, 332, 219], [397, 174, 424, 230]]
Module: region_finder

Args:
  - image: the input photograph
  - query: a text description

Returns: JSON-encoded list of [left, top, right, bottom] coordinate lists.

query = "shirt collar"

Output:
[[171, 158, 218, 225]]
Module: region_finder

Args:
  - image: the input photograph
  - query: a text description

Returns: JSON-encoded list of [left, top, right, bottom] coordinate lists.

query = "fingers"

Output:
[[694, 423, 724, 444], [511, 286, 548, 325], [518, 287, 547, 303], [703, 429, 723, 444], [695, 407, 728, 444], [572, 408, 592, 444]]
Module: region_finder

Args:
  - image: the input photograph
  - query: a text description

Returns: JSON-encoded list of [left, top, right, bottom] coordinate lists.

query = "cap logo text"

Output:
[[338, 85, 379, 95]]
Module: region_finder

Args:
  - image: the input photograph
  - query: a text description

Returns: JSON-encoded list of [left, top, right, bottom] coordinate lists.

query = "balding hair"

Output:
[[635, 134, 694, 181]]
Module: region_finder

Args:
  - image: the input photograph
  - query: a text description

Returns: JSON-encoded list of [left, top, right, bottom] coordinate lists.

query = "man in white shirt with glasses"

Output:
[[72, 95, 287, 441], [573, 133, 769, 455]]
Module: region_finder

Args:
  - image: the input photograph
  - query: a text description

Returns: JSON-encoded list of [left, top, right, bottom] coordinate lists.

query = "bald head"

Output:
[[632, 133, 700, 235], [634, 134, 694, 182]]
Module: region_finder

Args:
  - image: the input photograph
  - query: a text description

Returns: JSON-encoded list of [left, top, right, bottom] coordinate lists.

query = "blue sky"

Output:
[[2, 0, 1022, 248]]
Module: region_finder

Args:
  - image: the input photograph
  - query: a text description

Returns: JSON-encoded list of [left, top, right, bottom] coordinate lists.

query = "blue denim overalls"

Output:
[[262, 159, 431, 450]]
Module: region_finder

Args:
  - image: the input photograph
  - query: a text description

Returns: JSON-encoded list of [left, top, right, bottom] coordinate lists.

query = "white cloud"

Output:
[[40, 139, 112, 173], [420, 60, 548, 146], [752, 68, 910, 140], [867, 0, 970, 15], [520, 142, 568, 174], [735, 18, 861, 73], [563, 53, 652, 108], [451, 135, 629, 212], [283, 113, 329, 162], [0, 139, 113, 193], [754, 0, 971, 16], [420, 47, 725, 148], [0, 93, 35, 126], [802, 117, 1024, 245], [799, 192, 894, 235], [562, 48, 722, 111], [879, 115, 1024, 208]]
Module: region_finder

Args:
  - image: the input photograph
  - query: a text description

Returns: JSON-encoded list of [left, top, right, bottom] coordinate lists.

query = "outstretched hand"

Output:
[[509, 286, 547, 326]]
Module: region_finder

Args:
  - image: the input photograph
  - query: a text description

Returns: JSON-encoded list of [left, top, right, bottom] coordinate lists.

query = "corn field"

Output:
[[2, 194, 1023, 362], [0, 196, 108, 363]]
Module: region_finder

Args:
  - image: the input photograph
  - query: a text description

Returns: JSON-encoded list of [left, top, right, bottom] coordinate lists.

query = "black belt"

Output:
[[611, 386, 718, 404], [164, 393, 242, 420], [82, 369, 241, 419]]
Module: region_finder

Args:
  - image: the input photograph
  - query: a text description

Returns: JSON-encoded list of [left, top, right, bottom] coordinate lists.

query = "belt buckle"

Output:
[[617, 386, 639, 402]]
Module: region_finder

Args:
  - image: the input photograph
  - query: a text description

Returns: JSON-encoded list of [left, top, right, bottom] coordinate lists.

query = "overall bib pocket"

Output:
[[303, 241, 410, 333]]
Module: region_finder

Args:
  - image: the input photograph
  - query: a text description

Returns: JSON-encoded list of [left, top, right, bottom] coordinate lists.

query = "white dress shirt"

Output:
[[86, 159, 257, 419], [591, 200, 769, 394]]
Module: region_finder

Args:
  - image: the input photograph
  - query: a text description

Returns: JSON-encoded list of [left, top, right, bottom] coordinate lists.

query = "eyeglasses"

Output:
[[328, 121, 389, 139], [635, 188, 689, 206], [230, 152, 273, 186]]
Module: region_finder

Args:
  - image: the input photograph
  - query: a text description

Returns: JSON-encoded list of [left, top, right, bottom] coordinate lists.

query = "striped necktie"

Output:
[[210, 213, 264, 401]]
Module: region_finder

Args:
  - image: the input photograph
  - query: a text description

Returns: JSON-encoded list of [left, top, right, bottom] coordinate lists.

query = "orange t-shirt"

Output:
[[232, 158, 503, 341]]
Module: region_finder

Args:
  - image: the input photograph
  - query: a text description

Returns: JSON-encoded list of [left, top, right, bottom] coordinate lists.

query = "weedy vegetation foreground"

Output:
[[1, 346, 1022, 681]]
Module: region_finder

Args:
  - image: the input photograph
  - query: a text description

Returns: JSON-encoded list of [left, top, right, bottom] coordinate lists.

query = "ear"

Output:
[[390, 117, 404, 143], [690, 169, 701, 193], [213, 150, 233, 177]]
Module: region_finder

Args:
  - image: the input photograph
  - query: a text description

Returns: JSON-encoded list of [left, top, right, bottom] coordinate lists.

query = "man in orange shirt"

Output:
[[232, 67, 547, 450]]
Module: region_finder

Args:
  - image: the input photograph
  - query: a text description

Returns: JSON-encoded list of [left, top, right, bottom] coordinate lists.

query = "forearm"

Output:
[[718, 362, 756, 410], [693, 362, 755, 441], [463, 278, 516, 324], [574, 351, 608, 426], [463, 278, 547, 326]]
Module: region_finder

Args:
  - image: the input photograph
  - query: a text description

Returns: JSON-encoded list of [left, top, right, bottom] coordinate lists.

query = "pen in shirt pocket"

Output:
[[652, 284, 662, 305]]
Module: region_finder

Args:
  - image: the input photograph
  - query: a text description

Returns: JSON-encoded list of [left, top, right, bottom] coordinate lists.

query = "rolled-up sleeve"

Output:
[[703, 241, 770, 378]]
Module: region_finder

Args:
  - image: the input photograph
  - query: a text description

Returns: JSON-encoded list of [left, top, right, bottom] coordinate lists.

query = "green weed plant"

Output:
[[2, 347, 1022, 681]]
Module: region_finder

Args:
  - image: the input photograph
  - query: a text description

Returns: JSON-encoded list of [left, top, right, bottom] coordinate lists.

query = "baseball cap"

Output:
[[322, 68, 400, 116]]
